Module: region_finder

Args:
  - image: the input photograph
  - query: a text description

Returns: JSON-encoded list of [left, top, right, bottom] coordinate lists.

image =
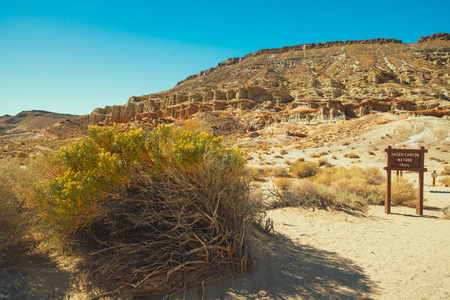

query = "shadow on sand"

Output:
[[0, 250, 77, 300], [200, 232, 380, 300]]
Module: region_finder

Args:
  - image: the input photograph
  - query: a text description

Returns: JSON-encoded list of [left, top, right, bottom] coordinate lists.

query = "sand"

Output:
[[195, 185, 449, 300]]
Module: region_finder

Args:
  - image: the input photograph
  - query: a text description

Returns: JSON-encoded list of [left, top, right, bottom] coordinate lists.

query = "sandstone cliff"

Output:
[[82, 33, 450, 127]]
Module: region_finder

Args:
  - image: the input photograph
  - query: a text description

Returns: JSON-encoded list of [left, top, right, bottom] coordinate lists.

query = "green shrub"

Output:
[[290, 161, 319, 178]]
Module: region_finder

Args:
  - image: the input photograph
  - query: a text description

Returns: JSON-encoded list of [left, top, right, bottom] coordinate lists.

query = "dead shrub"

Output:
[[265, 166, 290, 177], [268, 180, 335, 209], [314, 166, 384, 206], [344, 152, 360, 158], [290, 161, 319, 178], [78, 160, 255, 297], [244, 167, 266, 182], [317, 158, 329, 166], [390, 177, 418, 207], [441, 166, 450, 176], [275, 177, 293, 190], [439, 176, 450, 187], [0, 163, 33, 262]]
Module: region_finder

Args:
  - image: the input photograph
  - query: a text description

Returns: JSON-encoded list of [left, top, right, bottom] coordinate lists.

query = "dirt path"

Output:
[[198, 186, 449, 299]]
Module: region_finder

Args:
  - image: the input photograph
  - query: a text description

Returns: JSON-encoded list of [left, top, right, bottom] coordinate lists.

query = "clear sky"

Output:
[[1, 0, 449, 116]]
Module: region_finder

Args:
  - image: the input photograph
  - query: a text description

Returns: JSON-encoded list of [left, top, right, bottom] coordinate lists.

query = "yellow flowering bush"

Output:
[[35, 125, 146, 237], [35, 124, 245, 240], [147, 124, 244, 170]]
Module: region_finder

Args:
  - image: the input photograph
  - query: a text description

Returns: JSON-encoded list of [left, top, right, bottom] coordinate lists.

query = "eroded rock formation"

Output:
[[83, 34, 450, 127]]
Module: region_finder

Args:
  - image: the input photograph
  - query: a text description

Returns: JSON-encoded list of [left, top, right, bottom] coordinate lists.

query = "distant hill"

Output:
[[0, 110, 80, 134]]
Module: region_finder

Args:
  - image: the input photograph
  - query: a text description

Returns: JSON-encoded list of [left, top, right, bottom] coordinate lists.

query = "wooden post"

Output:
[[416, 146, 426, 215], [384, 146, 392, 214], [417, 169, 424, 215], [386, 169, 391, 214]]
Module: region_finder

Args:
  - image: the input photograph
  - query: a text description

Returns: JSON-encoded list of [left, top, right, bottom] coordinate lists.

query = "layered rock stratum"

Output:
[[82, 33, 450, 127]]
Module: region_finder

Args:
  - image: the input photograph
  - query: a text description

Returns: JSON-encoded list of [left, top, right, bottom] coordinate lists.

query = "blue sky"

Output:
[[1, 0, 449, 116]]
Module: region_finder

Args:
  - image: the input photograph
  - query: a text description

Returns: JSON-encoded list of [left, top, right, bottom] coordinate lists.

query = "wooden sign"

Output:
[[384, 146, 427, 215], [387, 148, 423, 170]]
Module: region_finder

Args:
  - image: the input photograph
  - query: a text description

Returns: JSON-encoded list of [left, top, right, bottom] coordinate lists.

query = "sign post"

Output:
[[384, 146, 427, 215]]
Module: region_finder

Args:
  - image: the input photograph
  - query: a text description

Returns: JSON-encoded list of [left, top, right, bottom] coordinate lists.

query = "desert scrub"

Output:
[[244, 167, 266, 182], [265, 166, 290, 177], [317, 158, 329, 166], [389, 176, 418, 207], [439, 176, 450, 187], [313, 166, 384, 206], [0, 162, 34, 262], [268, 179, 335, 209], [290, 161, 319, 178], [34, 124, 254, 297], [309, 151, 327, 158], [441, 166, 450, 176], [344, 152, 360, 158]]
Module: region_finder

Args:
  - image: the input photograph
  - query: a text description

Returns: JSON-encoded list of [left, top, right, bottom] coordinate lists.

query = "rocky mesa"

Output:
[[82, 33, 450, 127]]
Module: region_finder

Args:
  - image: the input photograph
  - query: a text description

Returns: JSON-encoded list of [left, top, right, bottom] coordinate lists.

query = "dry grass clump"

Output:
[[275, 177, 293, 190], [33, 125, 257, 297], [441, 166, 450, 176], [290, 161, 319, 178], [268, 166, 388, 212], [265, 166, 290, 177], [314, 166, 384, 207], [317, 158, 329, 166], [244, 167, 266, 182], [344, 152, 360, 158], [0, 163, 33, 262], [389, 177, 418, 207], [439, 176, 450, 187], [268, 179, 335, 209], [309, 151, 328, 158]]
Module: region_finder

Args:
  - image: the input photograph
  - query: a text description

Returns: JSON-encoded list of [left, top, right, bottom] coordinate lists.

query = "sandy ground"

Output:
[[1, 114, 449, 299], [195, 185, 449, 300]]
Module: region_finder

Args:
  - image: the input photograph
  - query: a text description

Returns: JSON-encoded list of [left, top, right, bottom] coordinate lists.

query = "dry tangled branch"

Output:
[[72, 162, 256, 297]]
